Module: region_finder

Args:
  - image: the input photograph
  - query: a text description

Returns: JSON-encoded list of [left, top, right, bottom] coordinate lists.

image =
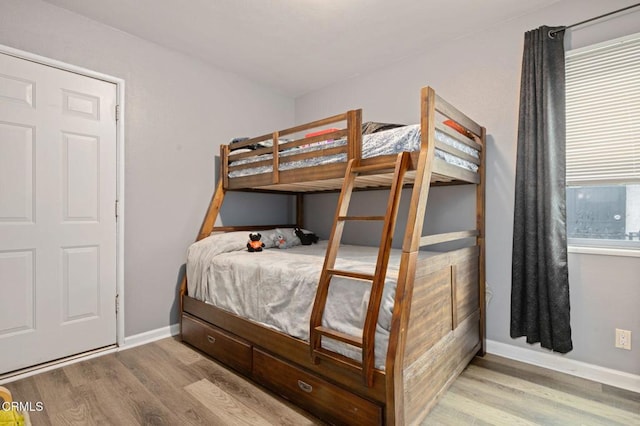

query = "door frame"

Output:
[[0, 44, 126, 348]]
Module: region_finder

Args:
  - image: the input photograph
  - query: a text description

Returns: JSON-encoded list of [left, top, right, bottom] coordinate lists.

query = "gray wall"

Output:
[[0, 0, 295, 336], [1, 0, 637, 375], [296, 0, 640, 374]]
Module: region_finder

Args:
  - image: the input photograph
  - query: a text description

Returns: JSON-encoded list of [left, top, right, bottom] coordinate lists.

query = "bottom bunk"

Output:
[[180, 235, 481, 425]]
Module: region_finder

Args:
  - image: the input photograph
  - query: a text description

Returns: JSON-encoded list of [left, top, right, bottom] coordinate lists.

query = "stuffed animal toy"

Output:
[[274, 232, 296, 249], [247, 232, 265, 252], [295, 227, 319, 245]]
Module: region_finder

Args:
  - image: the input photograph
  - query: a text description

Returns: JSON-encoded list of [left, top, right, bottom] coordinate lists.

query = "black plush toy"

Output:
[[247, 232, 265, 252], [295, 228, 319, 245]]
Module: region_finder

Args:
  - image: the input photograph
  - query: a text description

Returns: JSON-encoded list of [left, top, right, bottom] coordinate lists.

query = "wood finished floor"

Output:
[[4, 337, 639, 425]]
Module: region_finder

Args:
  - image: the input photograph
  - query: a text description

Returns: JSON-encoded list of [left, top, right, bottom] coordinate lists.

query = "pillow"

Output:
[[203, 230, 257, 252], [208, 229, 278, 248], [261, 229, 278, 248], [228, 148, 253, 156], [229, 137, 251, 151], [205, 228, 315, 250], [362, 122, 405, 135]]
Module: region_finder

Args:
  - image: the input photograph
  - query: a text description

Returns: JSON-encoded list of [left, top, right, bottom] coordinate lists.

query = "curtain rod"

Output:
[[549, 2, 640, 38]]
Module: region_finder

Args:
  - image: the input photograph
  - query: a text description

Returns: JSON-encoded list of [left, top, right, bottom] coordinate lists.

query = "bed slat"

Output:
[[434, 139, 481, 166], [338, 215, 386, 221], [435, 122, 483, 152], [313, 347, 365, 371], [280, 145, 347, 166], [432, 159, 480, 184], [280, 129, 347, 151], [435, 95, 483, 137], [228, 157, 272, 172], [352, 160, 398, 174], [230, 145, 274, 161], [327, 269, 376, 282], [315, 326, 363, 348], [420, 230, 479, 247]]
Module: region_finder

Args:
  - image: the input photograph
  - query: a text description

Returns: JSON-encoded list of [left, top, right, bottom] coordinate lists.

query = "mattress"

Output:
[[186, 231, 436, 369], [228, 124, 478, 178]]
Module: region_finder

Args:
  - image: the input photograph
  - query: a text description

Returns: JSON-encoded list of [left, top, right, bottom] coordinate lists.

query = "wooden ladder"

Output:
[[310, 152, 411, 387]]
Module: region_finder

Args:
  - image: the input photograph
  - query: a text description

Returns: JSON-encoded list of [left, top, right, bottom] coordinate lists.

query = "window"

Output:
[[565, 33, 640, 249]]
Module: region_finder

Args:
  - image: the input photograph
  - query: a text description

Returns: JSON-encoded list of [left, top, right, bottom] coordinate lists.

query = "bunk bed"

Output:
[[179, 86, 486, 425]]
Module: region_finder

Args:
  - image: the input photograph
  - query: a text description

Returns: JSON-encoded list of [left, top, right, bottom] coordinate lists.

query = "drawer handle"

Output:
[[207, 335, 216, 344], [297, 380, 313, 393]]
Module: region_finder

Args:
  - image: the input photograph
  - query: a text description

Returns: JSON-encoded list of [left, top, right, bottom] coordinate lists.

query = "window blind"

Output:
[[565, 34, 640, 185]]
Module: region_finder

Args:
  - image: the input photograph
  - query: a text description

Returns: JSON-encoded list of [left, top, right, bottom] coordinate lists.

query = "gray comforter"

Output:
[[186, 232, 401, 369]]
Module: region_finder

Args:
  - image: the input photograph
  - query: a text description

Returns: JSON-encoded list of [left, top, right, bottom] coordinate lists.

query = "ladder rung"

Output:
[[352, 161, 398, 174], [337, 215, 386, 221], [314, 326, 363, 348], [313, 347, 363, 370], [327, 269, 375, 281]]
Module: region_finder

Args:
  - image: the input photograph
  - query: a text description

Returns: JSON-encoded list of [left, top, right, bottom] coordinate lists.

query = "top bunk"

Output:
[[221, 86, 485, 193]]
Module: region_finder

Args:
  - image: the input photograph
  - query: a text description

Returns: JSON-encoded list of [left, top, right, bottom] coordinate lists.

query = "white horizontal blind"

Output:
[[566, 34, 640, 185]]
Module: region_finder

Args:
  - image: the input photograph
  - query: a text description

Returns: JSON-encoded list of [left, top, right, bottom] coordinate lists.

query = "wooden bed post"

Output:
[[221, 144, 230, 190], [403, 87, 437, 252], [272, 131, 280, 184], [196, 179, 227, 241], [296, 193, 304, 229], [477, 126, 487, 356], [385, 86, 438, 425], [181, 173, 227, 326], [347, 109, 363, 162], [197, 145, 229, 241]]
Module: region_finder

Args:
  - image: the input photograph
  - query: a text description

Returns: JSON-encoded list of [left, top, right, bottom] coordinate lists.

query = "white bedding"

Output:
[[186, 231, 426, 369], [228, 124, 479, 178]]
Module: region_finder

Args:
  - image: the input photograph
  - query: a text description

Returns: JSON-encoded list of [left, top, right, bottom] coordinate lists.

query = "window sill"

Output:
[[568, 245, 640, 258]]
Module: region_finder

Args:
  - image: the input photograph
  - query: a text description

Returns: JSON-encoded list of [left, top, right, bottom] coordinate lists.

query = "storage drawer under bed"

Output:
[[181, 314, 252, 375], [253, 348, 382, 425]]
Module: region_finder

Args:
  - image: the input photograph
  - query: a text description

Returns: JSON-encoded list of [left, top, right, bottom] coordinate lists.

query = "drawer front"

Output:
[[182, 314, 252, 375], [253, 349, 382, 425]]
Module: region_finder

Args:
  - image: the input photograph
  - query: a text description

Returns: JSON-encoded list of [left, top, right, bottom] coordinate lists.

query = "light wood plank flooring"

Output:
[[3, 337, 638, 425]]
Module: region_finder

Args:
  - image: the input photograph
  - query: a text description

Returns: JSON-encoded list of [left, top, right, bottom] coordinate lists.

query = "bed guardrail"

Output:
[[419, 229, 480, 247], [220, 88, 484, 192], [221, 110, 362, 189]]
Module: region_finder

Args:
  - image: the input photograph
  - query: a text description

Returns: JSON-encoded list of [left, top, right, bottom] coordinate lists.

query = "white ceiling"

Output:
[[43, 0, 560, 96]]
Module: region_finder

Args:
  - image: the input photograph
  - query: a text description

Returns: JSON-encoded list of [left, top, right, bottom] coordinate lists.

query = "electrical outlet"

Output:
[[615, 328, 632, 350]]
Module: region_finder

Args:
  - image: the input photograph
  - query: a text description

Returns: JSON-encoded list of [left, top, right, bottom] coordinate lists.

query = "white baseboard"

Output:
[[486, 339, 640, 394], [0, 347, 118, 385], [0, 323, 181, 385], [9, 329, 637, 395], [121, 323, 180, 350]]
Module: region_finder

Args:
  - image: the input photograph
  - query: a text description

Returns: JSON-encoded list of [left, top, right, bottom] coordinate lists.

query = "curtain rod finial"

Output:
[[548, 27, 566, 39]]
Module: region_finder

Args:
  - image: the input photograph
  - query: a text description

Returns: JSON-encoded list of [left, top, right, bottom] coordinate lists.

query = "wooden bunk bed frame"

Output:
[[179, 86, 486, 425]]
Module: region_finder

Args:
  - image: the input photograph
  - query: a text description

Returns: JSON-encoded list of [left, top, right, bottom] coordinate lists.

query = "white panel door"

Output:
[[0, 52, 117, 374]]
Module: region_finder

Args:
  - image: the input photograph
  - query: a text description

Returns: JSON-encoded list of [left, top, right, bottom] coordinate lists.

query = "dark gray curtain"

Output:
[[511, 26, 572, 353]]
